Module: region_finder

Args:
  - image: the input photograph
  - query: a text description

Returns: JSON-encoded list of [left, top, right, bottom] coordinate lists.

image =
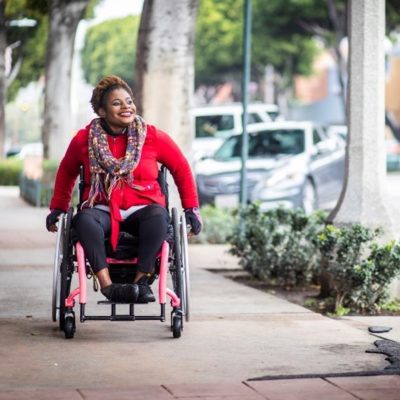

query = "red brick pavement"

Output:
[[0, 375, 399, 399]]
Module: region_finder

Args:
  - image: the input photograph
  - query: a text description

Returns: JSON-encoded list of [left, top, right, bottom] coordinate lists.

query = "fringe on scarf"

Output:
[[82, 116, 147, 209]]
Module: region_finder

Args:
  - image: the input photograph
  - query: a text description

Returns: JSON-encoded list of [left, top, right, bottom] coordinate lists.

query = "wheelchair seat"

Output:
[[106, 231, 139, 260], [105, 223, 174, 260], [70, 215, 175, 261]]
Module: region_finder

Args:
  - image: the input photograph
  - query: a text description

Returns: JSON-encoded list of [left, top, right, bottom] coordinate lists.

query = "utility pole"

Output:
[[239, 0, 252, 210]]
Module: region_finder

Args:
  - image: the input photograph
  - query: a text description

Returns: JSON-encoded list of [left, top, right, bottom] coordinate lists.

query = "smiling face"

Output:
[[99, 88, 136, 131]]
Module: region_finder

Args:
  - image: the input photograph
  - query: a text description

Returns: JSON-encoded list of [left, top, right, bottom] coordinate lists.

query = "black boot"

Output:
[[101, 283, 139, 303], [136, 276, 156, 303]]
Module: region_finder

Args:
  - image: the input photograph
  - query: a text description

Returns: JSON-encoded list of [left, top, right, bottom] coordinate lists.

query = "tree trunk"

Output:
[[135, 0, 199, 156], [42, 0, 89, 160], [319, 268, 334, 298], [0, 2, 6, 159]]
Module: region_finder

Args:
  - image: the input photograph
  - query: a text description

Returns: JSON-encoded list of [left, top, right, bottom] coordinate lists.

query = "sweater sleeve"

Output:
[[155, 127, 199, 209], [49, 133, 84, 211]]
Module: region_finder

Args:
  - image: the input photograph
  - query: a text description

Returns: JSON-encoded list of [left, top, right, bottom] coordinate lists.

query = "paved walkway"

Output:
[[0, 375, 399, 399], [0, 182, 400, 399]]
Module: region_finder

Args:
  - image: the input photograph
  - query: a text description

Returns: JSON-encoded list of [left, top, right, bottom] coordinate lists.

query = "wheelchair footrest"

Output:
[[79, 303, 166, 322]]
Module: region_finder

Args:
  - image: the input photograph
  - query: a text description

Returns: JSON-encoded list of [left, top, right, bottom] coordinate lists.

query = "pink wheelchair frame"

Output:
[[52, 206, 188, 339], [67, 240, 181, 319]]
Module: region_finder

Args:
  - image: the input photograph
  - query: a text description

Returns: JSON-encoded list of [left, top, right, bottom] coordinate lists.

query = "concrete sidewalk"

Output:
[[0, 185, 399, 399]]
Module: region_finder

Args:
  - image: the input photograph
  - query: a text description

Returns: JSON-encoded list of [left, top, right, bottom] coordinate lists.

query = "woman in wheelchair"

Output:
[[46, 75, 202, 304]]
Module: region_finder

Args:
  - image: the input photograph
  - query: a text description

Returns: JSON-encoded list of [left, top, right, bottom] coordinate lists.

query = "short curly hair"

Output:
[[90, 75, 134, 115]]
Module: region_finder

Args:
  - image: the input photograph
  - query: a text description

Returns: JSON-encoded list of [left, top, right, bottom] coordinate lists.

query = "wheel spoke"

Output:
[[52, 213, 65, 322], [180, 214, 190, 322]]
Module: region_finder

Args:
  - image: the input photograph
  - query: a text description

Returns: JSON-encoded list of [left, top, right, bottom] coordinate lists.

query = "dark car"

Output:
[[195, 121, 345, 214]]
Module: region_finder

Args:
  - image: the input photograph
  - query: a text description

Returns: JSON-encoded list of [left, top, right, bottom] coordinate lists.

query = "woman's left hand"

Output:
[[184, 207, 202, 235]]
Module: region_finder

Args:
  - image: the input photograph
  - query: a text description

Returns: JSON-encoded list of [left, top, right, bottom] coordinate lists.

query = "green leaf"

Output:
[[81, 15, 140, 87]]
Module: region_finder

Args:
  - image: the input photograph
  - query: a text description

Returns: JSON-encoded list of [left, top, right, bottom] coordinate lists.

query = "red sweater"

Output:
[[50, 121, 199, 212]]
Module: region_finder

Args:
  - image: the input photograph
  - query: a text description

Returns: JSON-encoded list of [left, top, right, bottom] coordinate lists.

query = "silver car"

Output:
[[191, 102, 280, 162], [195, 121, 345, 214]]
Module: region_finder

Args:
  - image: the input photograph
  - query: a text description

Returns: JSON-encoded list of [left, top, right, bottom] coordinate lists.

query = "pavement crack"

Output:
[[322, 377, 363, 399], [76, 389, 86, 399]]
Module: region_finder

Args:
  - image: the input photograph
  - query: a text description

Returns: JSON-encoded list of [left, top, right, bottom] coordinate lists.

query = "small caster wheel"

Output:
[[172, 315, 182, 338], [64, 314, 75, 339]]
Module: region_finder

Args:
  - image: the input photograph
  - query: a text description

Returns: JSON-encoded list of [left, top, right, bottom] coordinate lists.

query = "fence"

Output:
[[19, 174, 53, 207]]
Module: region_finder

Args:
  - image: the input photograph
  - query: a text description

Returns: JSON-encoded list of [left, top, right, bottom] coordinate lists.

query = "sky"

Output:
[[93, 0, 144, 23]]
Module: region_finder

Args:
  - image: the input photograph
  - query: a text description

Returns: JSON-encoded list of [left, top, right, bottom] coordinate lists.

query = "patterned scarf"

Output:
[[83, 115, 147, 208]]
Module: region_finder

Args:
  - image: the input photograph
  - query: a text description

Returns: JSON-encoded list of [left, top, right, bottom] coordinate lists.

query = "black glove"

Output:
[[184, 207, 202, 235], [46, 209, 64, 231]]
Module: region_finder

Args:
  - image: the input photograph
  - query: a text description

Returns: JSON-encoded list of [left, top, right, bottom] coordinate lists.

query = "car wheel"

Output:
[[302, 179, 318, 215]]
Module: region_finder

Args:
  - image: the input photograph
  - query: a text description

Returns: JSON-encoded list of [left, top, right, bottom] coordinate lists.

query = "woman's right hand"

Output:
[[46, 209, 64, 232]]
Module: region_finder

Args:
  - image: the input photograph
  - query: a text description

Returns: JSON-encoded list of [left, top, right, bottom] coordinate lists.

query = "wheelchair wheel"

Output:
[[171, 208, 183, 303], [52, 212, 65, 322], [172, 314, 182, 338], [64, 311, 76, 339], [171, 207, 191, 338], [180, 213, 191, 322], [59, 208, 74, 331]]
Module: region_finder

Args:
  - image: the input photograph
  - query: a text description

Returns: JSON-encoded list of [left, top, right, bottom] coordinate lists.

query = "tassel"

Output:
[[83, 116, 147, 209]]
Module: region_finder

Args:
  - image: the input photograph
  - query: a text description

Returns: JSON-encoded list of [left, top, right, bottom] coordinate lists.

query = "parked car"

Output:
[[5, 146, 22, 158], [386, 137, 400, 171], [326, 124, 400, 171], [195, 121, 345, 214], [5, 142, 43, 158], [191, 102, 280, 161], [17, 142, 43, 158], [326, 124, 347, 142]]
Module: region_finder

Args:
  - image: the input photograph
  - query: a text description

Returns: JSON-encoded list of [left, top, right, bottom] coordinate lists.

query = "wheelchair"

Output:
[[51, 166, 190, 339]]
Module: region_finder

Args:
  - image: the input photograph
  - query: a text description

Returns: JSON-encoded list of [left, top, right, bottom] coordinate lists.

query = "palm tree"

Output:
[[135, 0, 199, 155], [42, 0, 89, 160]]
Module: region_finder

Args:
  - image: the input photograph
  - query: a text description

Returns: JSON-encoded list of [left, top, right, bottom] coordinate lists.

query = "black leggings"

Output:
[[72, 205, 170, 274]]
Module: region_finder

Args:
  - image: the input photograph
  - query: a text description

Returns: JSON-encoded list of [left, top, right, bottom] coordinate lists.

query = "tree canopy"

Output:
[[81, 15, 140, 88], [7, 19, 47, 100], [195, 0, 400, 88], [4, 0, 48, 100], [6, 0, 97, 101], [387, 0, 400, 35], [195, 0, 323, 86], [6, 0, 400, 100]]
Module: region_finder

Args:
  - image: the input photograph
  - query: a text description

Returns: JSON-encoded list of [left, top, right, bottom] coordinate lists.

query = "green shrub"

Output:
[[0, 158, 23, 185], [228, 204, 327, 287], [380, 299, 400, 313], [191, 205, 237, 244], [314, 224, 400, 314], [227, 203, 400, 315]]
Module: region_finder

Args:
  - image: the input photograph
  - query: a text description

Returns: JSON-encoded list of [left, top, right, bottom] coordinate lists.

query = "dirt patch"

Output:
[[211, 268, 400, 316], [213, 268, 320, 308]]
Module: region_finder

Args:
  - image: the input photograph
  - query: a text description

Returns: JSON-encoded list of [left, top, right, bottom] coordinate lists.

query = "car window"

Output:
[[247, 113, 263, 123], [214, 129, 305, 160], [313, 129, 323, 145], [267, 111, 279, 121], [195, 115, 235, 138]]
